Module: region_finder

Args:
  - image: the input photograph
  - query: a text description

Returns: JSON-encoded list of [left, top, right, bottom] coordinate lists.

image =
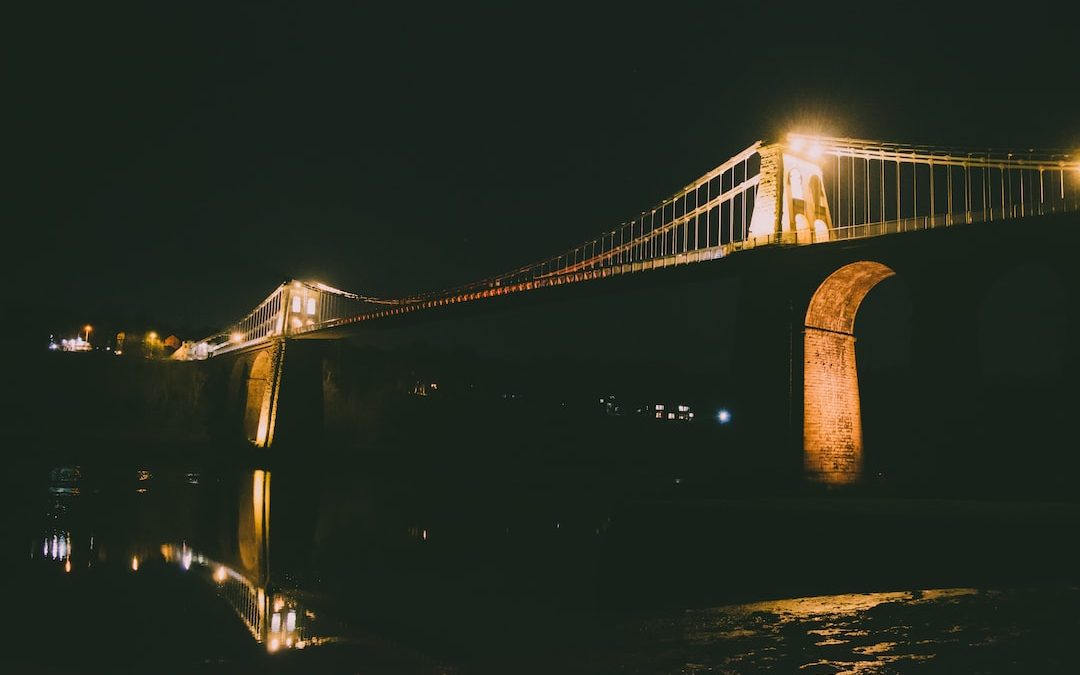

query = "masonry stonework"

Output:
[[803, 327, 862, 482], [803, 261, 896, 484]]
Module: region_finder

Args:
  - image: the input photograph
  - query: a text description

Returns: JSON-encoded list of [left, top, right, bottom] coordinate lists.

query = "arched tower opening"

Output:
[[978, 263, 1066, 384], [804, 260, 896, 484], [747, 142, 834, 244]]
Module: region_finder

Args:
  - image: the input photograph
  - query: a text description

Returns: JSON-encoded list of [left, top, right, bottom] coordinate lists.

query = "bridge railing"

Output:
[[807, 135, 1078, 234], [162, 543, 266, 642], [396, 141, 764, 305], [194, 136, 1078, 343], [185, 280, 393, 357], [733, 196, 1080, 250], [391, 137, 1078, 309]]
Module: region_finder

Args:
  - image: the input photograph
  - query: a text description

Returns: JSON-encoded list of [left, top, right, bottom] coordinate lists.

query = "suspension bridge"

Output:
[[178, 133, 1079, 360]]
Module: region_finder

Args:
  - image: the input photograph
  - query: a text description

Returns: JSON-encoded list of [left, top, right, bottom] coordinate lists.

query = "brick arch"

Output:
[[804, 261, 896, 484], [242, 351, 273, 445]]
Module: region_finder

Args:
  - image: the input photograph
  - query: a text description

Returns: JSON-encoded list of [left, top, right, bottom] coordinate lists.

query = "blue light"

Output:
[[717, 409, 731, 424]]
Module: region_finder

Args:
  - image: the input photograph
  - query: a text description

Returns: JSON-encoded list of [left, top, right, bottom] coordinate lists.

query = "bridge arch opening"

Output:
[[807, 174, 830, 240], [243, 351, 273, 446], [975, 263, 1069, 487], [978, 263, 1066, 384], [803, 260, 896, 484]]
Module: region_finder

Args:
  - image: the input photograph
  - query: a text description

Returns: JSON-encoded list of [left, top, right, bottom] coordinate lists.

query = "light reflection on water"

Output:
[[32, 463, 328, 655], [615, 586, 1073, 674], [24, 463, 1080, 672]]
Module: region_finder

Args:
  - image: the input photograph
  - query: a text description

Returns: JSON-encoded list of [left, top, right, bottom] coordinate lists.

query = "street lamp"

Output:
[[83, 324, 92, 343]]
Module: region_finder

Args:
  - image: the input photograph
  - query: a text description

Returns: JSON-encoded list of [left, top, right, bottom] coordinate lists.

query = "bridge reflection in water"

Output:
[[157, 467, 318, 654], [160, 542, 310, 652], [22, 449, 1080, 672], [28, 461, 325, 656]]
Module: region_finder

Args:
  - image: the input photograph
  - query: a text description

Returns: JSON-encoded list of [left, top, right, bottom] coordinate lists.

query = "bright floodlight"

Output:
[[230, 332, 243, 343], [717, 409, 731, 424], [789, 135, 806, 152]]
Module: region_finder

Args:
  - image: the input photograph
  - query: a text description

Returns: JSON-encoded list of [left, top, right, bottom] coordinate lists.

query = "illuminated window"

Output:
[[655, 404, 664, 411], [291, 297, 301, 313], [286, 610, 296, 632], [678, 405, 689, 412], [667, 413, 675, 420], [271, 612, 281, 632], [306, 298, 316, 315]]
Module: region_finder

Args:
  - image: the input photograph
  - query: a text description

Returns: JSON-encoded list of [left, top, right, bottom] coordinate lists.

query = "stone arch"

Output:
[[804, 260, 896, 484], [243, 351, 273, 446]]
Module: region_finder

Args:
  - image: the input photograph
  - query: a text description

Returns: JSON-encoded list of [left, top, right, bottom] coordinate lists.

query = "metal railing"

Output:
[[163, 543, 266, 642], [192, 135, 1079, 350]]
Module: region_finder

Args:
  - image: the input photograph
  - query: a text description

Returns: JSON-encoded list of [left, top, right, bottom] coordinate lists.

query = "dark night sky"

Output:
[[7, 2, 1078, 343]]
